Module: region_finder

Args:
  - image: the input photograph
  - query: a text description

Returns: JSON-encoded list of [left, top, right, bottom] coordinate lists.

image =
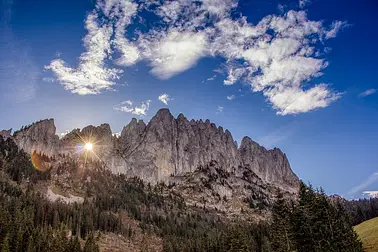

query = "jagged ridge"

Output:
[[3, 108, 299, 192]]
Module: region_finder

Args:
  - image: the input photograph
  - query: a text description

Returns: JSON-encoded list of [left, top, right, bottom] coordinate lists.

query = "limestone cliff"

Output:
[[13, 119, 59, 157], [3, 109, 299, 192]]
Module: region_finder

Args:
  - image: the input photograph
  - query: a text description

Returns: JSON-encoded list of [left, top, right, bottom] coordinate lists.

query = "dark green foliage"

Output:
[[344, 197, 378, 225], [0, 137, 50, 182], [83, 233, 99, 252], [271, 191, 296, 252], [1, 234, 10, 252], [271, 182, 363, 252]]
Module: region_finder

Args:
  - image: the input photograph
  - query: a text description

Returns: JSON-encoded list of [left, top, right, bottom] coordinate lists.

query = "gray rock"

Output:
[[0, 129, 12, 139], [4, 109, 299, 191], [13, 119, 59, 157]]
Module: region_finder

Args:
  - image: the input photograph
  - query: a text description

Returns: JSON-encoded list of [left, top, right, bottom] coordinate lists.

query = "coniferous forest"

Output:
[[0, 136, 366, 251]]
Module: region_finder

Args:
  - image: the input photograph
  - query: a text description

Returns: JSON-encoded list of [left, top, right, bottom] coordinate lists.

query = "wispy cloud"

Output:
[[207, 75, 217, 81], [1, 1, 38, 103], [158, 93, 172, 105], [216, 106, 224, 114], [227, 95, 235, 100], [46, 0, 139, 95], [45, 12, 123, 95], [359, 89, 377, 98], [114, 100, 151, 116], [348, 173, 378, 197], [257, 120, 300, 148], [325, 21, 349, 39], [42, 77, 55, 83]]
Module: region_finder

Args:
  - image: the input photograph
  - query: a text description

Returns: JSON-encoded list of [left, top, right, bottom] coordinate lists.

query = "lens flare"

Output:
[[31, 151, 50, 172], [85, 143, 93, 151]]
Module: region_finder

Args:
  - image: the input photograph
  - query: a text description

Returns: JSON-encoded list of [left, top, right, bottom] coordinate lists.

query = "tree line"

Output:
[[0, 136, 367, 251]]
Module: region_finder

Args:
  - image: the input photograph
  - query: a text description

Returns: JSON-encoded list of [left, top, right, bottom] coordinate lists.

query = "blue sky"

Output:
[[0, 0, 377, 198]]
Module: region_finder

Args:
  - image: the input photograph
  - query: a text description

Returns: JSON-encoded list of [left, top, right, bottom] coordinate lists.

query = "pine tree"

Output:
[[1, 234, 10, 252], [292, 181, 363, 252], [83, 233, 99, 252], [26, 235, 36, 252], [66, 236, 82, 252], [271, 191, 296, 252]]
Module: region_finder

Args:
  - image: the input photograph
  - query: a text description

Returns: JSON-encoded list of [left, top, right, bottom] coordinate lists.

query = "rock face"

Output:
[[0, 129, 12, 140], [4, 109, 299, 191], [13, 119, 59, 157], [239, 137, 298, 188]]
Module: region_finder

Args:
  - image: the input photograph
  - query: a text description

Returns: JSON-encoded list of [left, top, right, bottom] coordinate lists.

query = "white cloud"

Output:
[[325, 21, 349, 39], [348, 173, 378, 197], [113, 132, 121, 138], [114, 100, 151, 116], [141, 30, 208, 79], [217, 106, 224, 113], [207, 74, 217, 81], [264, 84, 340, 115], [46, 12, 123, 95], [46, 0, 348, 115], [212, 10, 346, 114], [363, 191, 378, 198], [107, 0, 140, 66], [42, 77, 55, 83], [227, 95, 235, 100], [158, 93, 172, 105], [224, 66, 247, 85], [359, 89, 377, 98], [58, 130, 71, 139]]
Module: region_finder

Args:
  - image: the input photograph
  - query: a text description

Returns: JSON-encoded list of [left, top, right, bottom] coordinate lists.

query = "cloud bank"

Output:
[[47, 0, 348, 115]]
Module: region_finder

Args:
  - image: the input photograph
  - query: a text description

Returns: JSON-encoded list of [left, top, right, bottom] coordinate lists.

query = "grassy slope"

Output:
[[354, 217, 378, 252]]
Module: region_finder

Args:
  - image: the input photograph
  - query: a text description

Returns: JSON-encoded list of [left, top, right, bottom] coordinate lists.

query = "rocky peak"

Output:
[[121, 118, 146, 138], [239, 136, 265, 155], [81, 123, 113, 141], [5, 110, 299, 192], [177, 113, 186, 121], [239, 136, 298, 190], [13, 119, 59, 157], [149, 108, 176, 129], [0, 129, 12, 139]]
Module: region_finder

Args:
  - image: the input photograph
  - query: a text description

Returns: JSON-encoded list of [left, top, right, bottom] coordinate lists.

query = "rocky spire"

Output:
[[4, 110, 299, 190], [13, 119, 59, 157], [239, 136, 298, 188]]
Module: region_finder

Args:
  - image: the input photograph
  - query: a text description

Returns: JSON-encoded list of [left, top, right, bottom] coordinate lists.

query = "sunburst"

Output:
[[69, 130, 106, 169], [84, 142, 93, 151]]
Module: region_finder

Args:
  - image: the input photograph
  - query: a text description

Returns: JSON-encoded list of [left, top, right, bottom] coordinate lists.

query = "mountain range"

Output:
[[1, 108, 299, 215]]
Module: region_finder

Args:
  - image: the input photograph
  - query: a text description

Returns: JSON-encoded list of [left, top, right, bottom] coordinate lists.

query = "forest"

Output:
[[0, 136, 368, 251]]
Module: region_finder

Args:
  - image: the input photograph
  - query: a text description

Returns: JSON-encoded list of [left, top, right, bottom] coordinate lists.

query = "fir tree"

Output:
[[271, 191, 296, 252], [83, 233, 99, 252], [1, 234, 10, 252]]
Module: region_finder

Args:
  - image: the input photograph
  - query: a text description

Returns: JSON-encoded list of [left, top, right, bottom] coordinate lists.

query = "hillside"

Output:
[[355, 217, 378, 252], [0, 132, 363, 251]]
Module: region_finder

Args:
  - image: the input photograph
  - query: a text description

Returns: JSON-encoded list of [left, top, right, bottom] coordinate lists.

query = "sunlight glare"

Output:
[[85, 142, 93, 151]]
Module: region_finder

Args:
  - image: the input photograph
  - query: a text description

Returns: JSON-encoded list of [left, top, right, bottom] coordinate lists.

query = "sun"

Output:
[[85, 142, 93, 151]]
